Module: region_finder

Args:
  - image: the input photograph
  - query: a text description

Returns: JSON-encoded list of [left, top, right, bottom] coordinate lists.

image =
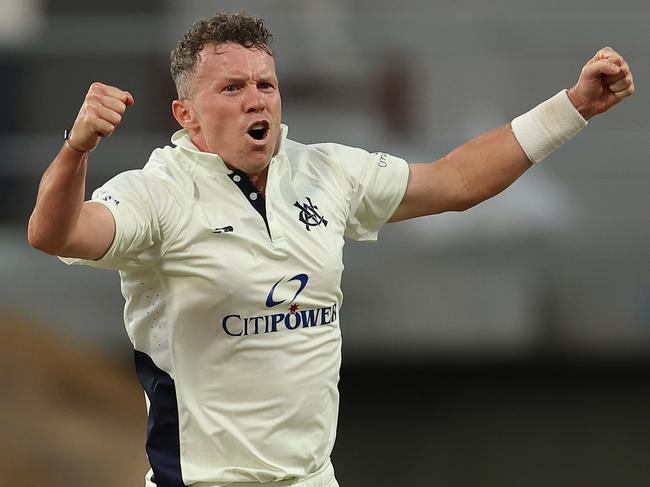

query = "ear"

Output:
[[172, 99, 195, 129]]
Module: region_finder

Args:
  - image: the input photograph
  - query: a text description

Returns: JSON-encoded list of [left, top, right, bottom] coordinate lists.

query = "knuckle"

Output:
[[78, 114, 91, 127], [84, 105, 98, 118], [93, 116, 109, 128], [620, 87, 634, 97]]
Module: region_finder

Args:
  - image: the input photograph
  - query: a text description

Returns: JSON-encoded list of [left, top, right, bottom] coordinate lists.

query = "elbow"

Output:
[[452, 200, 474, 213], [27, 228, 52, 255], [453, 191, 497, 212], [451, 177, 502, 212], [456, 182, 510, 212], [449, 200, 476, 213], [27, 217, 42, 250], [455, 193, 485, 212], [27, 217, 63, 256], [448, 188, 483, 213], [441, 157, 484, 213]]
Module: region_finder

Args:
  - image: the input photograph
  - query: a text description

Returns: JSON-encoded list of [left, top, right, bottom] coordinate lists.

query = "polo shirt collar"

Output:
[[171, 124, 289, 175]]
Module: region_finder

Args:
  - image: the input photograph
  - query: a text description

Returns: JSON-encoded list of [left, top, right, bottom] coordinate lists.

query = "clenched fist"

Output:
[[67, 82, 134, 153], [568, 47, 635, 120]]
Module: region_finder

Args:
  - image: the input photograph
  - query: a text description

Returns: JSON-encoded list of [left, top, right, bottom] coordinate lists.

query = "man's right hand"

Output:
[[67, 82, 134, 153]]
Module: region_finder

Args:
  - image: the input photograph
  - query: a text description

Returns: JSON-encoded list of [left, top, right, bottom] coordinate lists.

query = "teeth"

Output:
[[250, 123, 266, 130]]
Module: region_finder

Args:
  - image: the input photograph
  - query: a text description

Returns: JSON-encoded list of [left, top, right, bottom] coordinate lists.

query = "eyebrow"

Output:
[[216, 77, 247, 84], [214, 75, 277, 85]]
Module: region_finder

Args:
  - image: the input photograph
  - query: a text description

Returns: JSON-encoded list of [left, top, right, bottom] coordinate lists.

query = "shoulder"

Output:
[[285, 138, 372, 164], [94, 145, 193, 218], [142, 145, 194, 197], [284, 138, 374, 188], [99, 145, 190, 192]]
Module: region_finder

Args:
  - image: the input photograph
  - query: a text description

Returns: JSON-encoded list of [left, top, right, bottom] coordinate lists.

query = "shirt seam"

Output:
[[143, 171, 193, 266]]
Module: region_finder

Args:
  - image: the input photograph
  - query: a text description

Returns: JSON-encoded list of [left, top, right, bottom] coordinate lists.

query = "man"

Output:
[[28, 11, 634, 487]]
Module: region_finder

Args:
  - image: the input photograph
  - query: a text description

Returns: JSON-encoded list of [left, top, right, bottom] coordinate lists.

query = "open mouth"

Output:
[[247, 121, 270, 141]]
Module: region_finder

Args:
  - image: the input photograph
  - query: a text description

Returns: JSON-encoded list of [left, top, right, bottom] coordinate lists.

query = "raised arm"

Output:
[[390, 47, 635, 222], [28, 82, 134, 259]]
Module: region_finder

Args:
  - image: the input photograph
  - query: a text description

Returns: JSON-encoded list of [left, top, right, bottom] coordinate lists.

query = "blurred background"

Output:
[[1, 0, 649, 486]]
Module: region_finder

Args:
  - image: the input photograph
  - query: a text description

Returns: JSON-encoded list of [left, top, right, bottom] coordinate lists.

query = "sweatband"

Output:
[[511, 89, 588, 164]]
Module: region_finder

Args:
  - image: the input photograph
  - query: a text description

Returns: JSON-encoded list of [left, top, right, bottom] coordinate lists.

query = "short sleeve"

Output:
[[343, 149, 409, 241], [58, 170, 166, 270]]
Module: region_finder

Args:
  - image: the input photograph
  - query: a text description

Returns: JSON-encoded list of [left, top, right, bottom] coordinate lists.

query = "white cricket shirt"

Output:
[[61, 125, 409, 487]]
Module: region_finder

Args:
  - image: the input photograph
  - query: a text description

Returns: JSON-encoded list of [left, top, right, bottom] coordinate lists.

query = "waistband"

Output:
[[227, 459, 335, 487], [169, 459, 336, 487]]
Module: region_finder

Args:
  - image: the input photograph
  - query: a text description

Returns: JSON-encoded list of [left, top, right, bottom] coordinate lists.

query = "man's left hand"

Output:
[[567, 46, 635, 120]]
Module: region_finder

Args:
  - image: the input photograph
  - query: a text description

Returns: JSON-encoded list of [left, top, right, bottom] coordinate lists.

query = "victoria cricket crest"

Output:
[[294, 197, 328, 231]]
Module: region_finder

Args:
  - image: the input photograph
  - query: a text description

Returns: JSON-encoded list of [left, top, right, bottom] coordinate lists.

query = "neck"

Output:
[[248, 166, 268, 195]]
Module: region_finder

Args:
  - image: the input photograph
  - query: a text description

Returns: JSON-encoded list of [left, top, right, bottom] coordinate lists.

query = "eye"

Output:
[[224, 84, 239, 92], [258, 82, 274, 90]]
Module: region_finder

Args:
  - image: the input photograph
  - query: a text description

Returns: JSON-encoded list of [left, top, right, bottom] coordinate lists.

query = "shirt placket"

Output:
[[263, 156, 286, 245], [227, 157, 286, 245]]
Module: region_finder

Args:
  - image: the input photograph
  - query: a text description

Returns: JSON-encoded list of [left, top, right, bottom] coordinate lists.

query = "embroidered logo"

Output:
[[294, 197, 328, 231], [212, 226, 234, 234], [100, 194, 120, 205]]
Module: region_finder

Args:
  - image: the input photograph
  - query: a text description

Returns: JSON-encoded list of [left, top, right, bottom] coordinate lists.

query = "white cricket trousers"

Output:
[[154, 459, 340, 487], [230, 460, 339, 487]]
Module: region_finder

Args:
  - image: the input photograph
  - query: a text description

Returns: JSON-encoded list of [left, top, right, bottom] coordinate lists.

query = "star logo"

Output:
[[289, 303, 299, 314]]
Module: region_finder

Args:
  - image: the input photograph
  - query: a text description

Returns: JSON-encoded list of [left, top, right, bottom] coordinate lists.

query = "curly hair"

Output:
[[171, 11, 274, 99]]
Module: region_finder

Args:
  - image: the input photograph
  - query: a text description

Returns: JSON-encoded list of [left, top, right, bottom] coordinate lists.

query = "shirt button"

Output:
[[233, 175, 241, 182], [249, 192, 258, 200]]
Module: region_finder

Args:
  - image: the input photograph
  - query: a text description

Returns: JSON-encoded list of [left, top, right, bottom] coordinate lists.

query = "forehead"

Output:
[[196, 42, 276, 79]]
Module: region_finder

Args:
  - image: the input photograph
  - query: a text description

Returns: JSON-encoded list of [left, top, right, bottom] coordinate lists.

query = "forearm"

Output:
[[389, 125, 532, 221], [28, 83, 133, 256], [448, 88, 591, 210], [443, 123, 532, 210], [28, 143, 89, 254]]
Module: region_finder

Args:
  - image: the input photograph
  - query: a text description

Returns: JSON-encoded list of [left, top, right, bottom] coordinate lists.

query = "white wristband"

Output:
[[511, 89, 588, 164]]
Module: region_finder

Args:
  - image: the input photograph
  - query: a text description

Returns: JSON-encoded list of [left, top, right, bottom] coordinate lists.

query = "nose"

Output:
[[244, 86, 266, 113]]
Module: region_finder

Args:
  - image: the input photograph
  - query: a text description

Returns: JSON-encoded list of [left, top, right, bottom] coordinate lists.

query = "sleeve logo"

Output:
[[100, 194, 120, 205], [372, 152, 388, 168]]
